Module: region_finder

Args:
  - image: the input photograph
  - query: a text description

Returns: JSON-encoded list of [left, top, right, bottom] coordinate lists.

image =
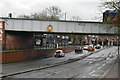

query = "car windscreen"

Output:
[[56, 51, 61, 53]]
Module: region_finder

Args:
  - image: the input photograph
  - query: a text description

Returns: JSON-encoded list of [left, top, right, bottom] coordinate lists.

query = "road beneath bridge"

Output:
[[2, 46, 118, 79]]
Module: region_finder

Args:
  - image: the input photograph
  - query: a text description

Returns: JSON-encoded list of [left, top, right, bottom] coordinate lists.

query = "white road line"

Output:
[[89, 70, 95, 74], [106, 62, 109, 63], [92, 74, 101, 77], [89, 62, 93, 64], [102, 63, 105, 67], [82, 76, 86, 78], [97, 66, 102, 70]]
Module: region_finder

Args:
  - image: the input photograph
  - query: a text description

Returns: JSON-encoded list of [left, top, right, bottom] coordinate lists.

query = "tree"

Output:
[[71, 16, 81, 21], [94, 0, 120, 21], [19, 6, 63, 20], [44, 6, 62, 20], [19, 15, 30, 19], [99, 0, 120, 11], [99, 0, 120, 30]]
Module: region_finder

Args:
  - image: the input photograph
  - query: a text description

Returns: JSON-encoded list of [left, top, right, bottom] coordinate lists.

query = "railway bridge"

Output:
[[0, 17, 119, 63]]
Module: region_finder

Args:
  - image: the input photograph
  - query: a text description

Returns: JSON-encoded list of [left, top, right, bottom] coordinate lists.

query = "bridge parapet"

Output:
[[0, 17, 118, 35]]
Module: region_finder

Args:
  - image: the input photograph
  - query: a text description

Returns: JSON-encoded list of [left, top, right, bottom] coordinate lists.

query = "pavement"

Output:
[[1, 46, 119, 79], [101, 48, 119, 79]]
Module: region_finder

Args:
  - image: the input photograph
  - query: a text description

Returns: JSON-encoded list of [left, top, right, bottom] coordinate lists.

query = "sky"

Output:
[[0, 0, 103, 21]]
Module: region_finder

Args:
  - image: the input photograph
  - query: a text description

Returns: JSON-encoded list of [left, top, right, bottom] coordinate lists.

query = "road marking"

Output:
[[89, 70, 95, 74], [99, 60, 116, 79], [44, 73, 51, 77], [102, 63, 105, 67], [54, 71, 62, 74], [97, 66, 102, 70], [92, 74, 100, 77], [82, 76, 86, 78], [106, 62, 109, 63], [89, 62, 93, 64]]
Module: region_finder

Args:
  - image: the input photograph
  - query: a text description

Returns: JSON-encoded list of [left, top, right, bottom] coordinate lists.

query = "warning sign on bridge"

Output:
[[47, 25, 53, 31]]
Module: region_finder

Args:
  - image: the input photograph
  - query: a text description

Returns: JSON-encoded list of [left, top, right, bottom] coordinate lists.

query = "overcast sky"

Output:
[[0, 0, 104, 21]]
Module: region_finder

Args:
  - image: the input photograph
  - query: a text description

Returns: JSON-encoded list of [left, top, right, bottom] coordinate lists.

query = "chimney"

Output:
[[8, 13, 12, 18]]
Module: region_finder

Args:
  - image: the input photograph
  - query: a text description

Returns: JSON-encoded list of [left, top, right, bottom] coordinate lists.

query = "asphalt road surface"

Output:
[[5, 46, 118, 79]]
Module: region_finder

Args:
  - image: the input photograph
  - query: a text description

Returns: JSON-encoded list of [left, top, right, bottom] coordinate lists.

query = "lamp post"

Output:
[[64, 12, 67, 20]]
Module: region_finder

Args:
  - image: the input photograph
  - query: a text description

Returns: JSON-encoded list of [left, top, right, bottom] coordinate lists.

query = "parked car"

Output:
[[75, 46, 83, 53], [54, 50, 65, 57], [89, 44, 94, 47], [88, 46, 95, 51], [95, 44, 101, 49], [68, 41, 73, 45], [83, 45, 89, 50]]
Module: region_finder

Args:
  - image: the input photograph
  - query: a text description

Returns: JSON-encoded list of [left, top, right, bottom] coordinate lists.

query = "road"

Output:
[[2, 46, 103, 76], [4, 46, 118, 79]]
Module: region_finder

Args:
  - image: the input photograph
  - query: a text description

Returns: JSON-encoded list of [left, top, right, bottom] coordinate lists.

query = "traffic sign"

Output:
[[47, 25, 53, 31]]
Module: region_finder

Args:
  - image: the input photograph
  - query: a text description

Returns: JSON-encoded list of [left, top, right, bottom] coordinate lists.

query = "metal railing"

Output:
[[1, 44, 69, 51]]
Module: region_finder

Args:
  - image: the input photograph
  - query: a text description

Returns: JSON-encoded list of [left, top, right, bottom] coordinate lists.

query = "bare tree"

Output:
[[99, 0, 120, 23], [19, 15, 30, 19], [19, 6, 63, 20], [44, 6, 62, 20], [99, 0, 120, 11], [71, 16, 81, 21], [92, 0, 120, 22]]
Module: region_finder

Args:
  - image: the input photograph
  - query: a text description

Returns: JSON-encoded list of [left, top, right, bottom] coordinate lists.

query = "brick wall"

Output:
[[1, 46, 75, 63], [5, 31, 33, 50]]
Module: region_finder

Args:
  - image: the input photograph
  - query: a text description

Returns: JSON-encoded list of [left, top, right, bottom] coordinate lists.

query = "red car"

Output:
[[88, 46, 95, 51]]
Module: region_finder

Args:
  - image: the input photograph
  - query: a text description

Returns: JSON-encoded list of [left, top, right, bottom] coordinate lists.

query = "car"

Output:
[[88, 46, 95, 51], [68, 41, 73, 45], [83, 45, 89, 50], [54, 50, 65, 57], [75, 46, 83, 53], [95, 44, 101, 49]]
